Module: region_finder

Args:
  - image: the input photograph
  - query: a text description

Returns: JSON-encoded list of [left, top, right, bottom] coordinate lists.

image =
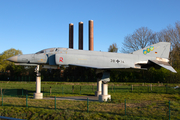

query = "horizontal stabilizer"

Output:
[[149, 60, 177, 73]]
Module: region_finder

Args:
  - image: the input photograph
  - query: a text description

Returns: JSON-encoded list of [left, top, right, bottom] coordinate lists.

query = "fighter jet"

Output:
[[7, 42, 177, 82]]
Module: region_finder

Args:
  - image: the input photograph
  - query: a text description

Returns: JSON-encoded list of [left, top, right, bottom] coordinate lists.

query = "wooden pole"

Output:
[[150, 84, 152, 91], [132, 85, 133, 92], [72, 86, 74, 93], [1, 88, 2, 95]]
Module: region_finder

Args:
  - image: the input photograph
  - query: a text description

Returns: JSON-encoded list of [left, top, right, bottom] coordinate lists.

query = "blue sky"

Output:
[[0, 0, 180, 54]]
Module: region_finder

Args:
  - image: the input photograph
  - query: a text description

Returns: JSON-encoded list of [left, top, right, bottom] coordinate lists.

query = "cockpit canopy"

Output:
[[35, 48, 68, 54]]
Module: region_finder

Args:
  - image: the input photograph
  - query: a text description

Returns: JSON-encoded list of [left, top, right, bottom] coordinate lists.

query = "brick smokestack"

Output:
[[69, 23, 73, 49], [89, 20, 94, 51], [79, 22, 83, 50]]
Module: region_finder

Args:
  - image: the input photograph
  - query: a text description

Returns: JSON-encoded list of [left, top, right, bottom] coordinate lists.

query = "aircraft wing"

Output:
[[69, 63, 130, 69], [15, 63, 38, 66]]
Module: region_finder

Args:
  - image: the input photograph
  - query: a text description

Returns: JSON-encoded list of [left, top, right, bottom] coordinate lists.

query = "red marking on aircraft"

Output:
[[59, 57, 63, 62]]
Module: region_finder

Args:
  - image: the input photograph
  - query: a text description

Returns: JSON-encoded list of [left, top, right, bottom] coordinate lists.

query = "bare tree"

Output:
[[121, 27, 155, 53], [108, 43, 118, 53], [157, 22, 180, 48], [165, 22, 180, 67], [147, 22, 180, 67]]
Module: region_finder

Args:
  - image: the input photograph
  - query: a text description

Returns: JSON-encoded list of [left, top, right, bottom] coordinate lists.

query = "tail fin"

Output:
[[134, 42, 177, 73], [133, 42, 171, 59]]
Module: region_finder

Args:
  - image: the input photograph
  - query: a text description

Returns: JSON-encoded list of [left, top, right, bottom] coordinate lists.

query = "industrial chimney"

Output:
[[89, 20, 94, 51], [79, 22, 83, 50], [69, 23, 73, 49]]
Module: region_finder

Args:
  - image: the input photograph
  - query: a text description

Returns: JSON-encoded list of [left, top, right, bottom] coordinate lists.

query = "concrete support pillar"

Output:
[[69, 23, 73, 49], [102, 84, 108, 95], [33, 65, 43, 99], [99, 83, 111, 102], [95, 79, 102, 96], [79, 22, 83, 50], [89, 20, 94, 51]]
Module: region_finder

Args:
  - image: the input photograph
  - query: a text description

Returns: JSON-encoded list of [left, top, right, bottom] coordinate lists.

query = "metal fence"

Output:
[[0, 84, 180, 97], [0, 95, 178, 119], [0, 85, 179, 119]]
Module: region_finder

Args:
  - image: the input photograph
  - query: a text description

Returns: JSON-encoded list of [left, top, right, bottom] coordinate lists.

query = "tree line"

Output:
[[0, 21, 180, 83]]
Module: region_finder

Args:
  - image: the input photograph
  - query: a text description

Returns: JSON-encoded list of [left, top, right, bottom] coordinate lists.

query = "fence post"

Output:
[[169, 100, 171, 120], [26, 90, 28, 95], [148, 85, 150, 93], [2, 93, 3, 106], [87, 98, 89, 113], [72, 86, 74, 93], [1, 88, 2, 96], [125, 99, 126, 115], [62, 86, 64, 95], [55, 96, 56, 110], [22, 88, 23, 96], [131, 85, 133, 92], [26, 94, 28, 107], [150, 84, 152, 91], [80, 86, 81, 95], [50, 87, 51, 95]]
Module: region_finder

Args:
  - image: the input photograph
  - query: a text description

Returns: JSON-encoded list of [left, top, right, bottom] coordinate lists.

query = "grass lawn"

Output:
[[0, 81, 180, 119]]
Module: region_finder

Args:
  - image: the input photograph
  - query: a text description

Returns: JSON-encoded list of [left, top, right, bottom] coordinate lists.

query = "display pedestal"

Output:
[[95, 79, 102, 97], [33, 93, 43, 99], [33, 65, 43, 99], [99, 83, 111, 102]]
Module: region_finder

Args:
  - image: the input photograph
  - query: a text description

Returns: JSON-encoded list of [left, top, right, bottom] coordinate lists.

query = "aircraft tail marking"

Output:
[[133, 42, 171, 59]]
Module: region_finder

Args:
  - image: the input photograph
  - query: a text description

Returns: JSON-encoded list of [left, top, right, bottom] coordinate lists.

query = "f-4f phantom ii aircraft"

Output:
[[7, 42, 177, 83]]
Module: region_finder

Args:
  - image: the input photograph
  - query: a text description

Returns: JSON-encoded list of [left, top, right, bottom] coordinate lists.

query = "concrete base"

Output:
[[99, 95, 111, 102], [95, 91, 102, 97], [33, 93, 43, 99]]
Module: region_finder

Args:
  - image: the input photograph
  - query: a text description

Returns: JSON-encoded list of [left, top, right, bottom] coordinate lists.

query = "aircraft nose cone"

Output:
[[7, 56, 18, 62]]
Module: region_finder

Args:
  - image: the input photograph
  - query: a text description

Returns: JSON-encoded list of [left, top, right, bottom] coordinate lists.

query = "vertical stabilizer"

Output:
[[133, 42, 171, 59]]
